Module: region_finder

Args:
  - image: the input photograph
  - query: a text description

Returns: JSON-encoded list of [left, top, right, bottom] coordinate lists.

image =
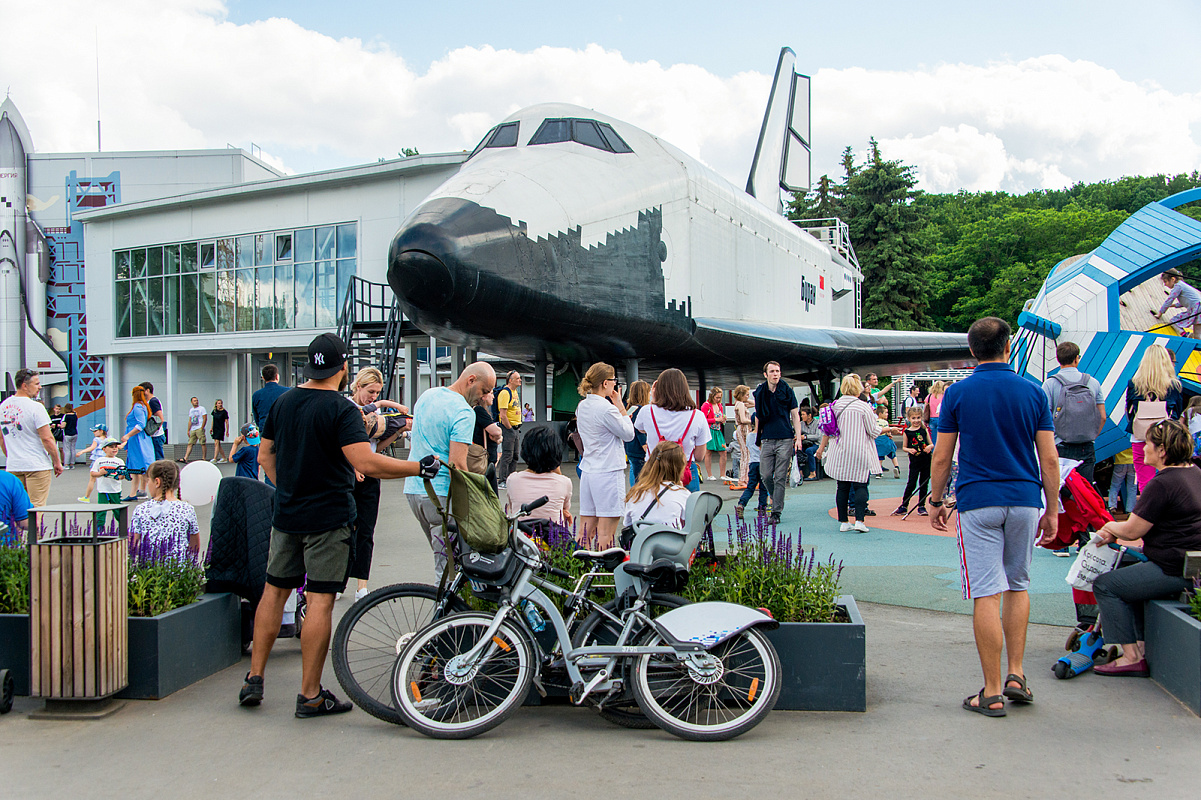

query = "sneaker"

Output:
[[497, 481, 507, 490], [852, 521, 870, 533], [335, 592, 344, 600], [839, 522, 852, 532], [1052, 548, 1071, 558], [218, 458, 228, 463], [697, 474, 705, 482], [210, 458, 219, 463], [892, 505, 908, 516], [354, 587, 369, 601], [756, 507, 768, 517], [917, 506, 928, 516], [77, 496, 90, 503], [120, 495, 138, 502], [894, 465, 901, 478], [769, 512, 781, 526], [864, 509, 877, 517], [239, 673, 264, 706], [734, 505, 745, 520], [295, 686, 352, 718]]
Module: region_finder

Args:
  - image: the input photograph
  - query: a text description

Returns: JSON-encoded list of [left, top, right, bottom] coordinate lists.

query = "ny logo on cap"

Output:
[[313, 353, 325, 366]]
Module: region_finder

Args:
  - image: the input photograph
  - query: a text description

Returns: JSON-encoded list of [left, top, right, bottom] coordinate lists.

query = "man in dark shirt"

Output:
[[239, 333, 438, 717], [138, 382, 167, 461], [752, 361, 802, 524], [252, 364, 289, 428]]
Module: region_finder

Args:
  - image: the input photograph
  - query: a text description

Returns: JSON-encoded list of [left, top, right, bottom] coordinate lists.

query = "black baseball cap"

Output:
[[304, 333, 349, 379]]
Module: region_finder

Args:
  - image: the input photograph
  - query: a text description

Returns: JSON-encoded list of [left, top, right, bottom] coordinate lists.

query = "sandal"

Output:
[[176, 458, 187, 464], [1002, 673, 1033, 704], [962, 689, 1006, 717]]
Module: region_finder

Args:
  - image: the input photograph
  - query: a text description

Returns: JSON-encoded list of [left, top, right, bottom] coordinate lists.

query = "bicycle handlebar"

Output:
[[520, 495, 549, 515]]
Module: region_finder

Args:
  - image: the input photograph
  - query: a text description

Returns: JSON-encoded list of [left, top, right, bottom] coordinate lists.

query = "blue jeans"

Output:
[[930, 418, 939, 445], [801, 444, 818, 476], [1108, 463, 1136, 510], [628, 457, 644, 486], [737, 463, 768, 509], [151, 435, 165, 461]]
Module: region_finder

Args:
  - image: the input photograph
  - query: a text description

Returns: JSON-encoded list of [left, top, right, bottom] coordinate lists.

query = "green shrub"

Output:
[[127, 537, 205, 618], [0, 528, 29, 614]]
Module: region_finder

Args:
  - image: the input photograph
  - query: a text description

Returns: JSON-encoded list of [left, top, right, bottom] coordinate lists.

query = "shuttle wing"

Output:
[[691, 318, 973, 373]]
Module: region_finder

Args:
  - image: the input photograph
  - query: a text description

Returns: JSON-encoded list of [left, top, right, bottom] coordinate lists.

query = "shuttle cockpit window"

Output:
[[468, 121, 520, 159], [528, 118, 634, 154]]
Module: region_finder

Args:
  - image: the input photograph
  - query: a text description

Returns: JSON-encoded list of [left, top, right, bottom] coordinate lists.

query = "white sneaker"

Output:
[[335, 592, 344, 600], [853, 521, 870, 533], [839, 522, 852, 532], [355, 587, 369, 601]]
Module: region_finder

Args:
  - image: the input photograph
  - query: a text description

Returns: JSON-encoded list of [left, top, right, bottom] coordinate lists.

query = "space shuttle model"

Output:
[[388, 48, 970, 379], [1012, 187, 1201, 462], [0, 98, 68, 394]]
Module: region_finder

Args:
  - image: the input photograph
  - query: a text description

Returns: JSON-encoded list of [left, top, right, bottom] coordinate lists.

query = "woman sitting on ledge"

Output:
[[1092, 420, 1201, 677]]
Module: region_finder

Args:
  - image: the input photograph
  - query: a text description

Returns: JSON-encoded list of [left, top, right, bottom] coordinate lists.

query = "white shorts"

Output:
[[579, 468, 626, 517], [956, 505, 1041, 599]]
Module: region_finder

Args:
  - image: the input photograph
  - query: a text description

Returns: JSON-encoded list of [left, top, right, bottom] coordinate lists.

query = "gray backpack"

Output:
[[1051, 373, 1103, 443]]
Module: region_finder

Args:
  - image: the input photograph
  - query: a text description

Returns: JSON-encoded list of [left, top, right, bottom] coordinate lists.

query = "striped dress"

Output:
[[823, 396, 882, 483]]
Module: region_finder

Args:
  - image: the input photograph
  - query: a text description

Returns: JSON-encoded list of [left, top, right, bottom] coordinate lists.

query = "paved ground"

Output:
[[3, 457, 1197, 798]]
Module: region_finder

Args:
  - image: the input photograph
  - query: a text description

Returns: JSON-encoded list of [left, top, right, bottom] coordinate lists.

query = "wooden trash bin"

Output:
[[28, 503, 129, 715]]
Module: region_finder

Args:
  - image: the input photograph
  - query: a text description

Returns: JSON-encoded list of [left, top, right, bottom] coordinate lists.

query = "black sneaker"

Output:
[[295, 686, 353, 718], [917, 506, 929, 516], [239, 673, 264, 706], [769, 512, 781, 526]]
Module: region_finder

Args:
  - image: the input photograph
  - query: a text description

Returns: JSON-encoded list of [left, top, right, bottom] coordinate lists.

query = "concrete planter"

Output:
[[1145, 599, 1201, 716], [0, 613, 30, 696], [764, 595, 866, 712], [118, 593, 241, 700]]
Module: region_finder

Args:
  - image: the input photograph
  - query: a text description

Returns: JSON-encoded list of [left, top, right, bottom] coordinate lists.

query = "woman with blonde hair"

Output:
[[623, 440, 691, 530], [700, 386, 728, 482], [633, 368, 711, 492], [816, 374, 882, 532], [624, 380, 652, 485], [732, 385, 753, 488], [120, 386, 154, 500], [926, 380, 947, 445], [575, 362, 634, 548], [1125, 344, 1184, 491]]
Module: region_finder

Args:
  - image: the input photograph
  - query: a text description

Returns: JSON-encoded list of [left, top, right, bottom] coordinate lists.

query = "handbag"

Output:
[[649, 407, 697, 485], [620, 484, 672, 551], [1064, 538, 1122, 591], [142, 415, 162, 437], [1132, 398, 1168, 441]]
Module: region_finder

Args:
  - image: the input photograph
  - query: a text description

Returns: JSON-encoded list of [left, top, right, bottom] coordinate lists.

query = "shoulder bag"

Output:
[[620, 484, 673, 551]]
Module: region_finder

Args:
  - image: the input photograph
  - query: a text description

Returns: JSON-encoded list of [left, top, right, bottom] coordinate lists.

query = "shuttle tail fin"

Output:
[[745, 47, 810, 215]]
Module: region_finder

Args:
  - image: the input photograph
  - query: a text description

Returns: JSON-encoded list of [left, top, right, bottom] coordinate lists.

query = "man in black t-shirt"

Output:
[[239, 332, 439, 718]]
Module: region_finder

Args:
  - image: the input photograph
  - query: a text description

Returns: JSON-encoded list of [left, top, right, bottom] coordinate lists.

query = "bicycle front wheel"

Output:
[[631, 626, 781, 741], [393, 612, 533, 739], [331, 583, 470, 725]]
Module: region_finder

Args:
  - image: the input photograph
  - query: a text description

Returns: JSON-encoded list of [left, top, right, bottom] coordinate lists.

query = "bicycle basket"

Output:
[[424, 466, 509, 554]]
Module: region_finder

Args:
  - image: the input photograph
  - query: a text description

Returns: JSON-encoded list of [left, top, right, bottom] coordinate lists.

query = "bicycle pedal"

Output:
[[531, 673, 548, 698], [569, 681, 586, 705]]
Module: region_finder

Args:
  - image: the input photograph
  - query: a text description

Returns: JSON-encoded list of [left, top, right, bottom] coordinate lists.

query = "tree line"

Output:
[[788, 143, 1201, 332]]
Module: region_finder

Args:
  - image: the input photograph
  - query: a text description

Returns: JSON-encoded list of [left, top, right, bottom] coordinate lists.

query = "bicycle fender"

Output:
[[653, 602, 778, 649]]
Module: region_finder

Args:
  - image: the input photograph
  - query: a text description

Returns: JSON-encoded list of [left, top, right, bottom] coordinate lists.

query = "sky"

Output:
[[4, 0, 1201, 194]]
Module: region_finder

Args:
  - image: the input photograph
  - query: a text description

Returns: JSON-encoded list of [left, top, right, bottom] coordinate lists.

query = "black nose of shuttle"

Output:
[[388, 222, 457, 310]]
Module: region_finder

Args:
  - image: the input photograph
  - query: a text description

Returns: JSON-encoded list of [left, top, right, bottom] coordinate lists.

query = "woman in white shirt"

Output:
[[624, 441, 691, 530], [633, 368, 711, 492], [816, 374, 882, 533], [575, 362, 634, 549]]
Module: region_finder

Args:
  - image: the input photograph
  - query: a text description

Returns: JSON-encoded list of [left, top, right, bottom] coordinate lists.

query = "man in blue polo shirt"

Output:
[[929, 317, 1059, 718]]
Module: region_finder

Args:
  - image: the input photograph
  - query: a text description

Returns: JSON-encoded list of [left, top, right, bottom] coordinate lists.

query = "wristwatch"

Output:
[[928, 499, 944, 508]]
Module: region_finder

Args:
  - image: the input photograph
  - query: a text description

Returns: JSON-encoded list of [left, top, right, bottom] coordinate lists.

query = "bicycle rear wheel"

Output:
[[331, 583, 470, 725], [631, 626, 781, 741], [393, 611, 533, 739]]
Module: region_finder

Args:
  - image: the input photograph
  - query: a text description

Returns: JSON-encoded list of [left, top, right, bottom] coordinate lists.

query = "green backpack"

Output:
[[424, 465, 508, 555]]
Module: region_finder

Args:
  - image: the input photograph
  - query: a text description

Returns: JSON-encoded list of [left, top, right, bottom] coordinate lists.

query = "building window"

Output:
[[113, 222, 357, 338]]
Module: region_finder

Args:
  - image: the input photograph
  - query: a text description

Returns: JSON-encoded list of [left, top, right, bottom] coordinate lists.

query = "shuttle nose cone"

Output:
[[388, 223, 457, 310]]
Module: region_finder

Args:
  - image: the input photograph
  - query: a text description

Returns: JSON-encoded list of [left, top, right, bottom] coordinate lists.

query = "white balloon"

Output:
[[180, 460, 222, 506]]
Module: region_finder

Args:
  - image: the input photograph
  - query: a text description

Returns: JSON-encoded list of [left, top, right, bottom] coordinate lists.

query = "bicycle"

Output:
[[390, 491, 782, 741]]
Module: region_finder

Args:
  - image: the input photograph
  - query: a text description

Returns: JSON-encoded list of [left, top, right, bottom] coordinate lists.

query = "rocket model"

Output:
[[0, 98, 68, 394]]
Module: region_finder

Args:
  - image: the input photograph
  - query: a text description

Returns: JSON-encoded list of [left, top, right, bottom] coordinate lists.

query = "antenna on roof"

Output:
[[94, 27, 102, 152]]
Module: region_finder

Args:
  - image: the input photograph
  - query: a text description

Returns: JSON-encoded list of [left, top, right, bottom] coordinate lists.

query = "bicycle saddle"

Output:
[[572, 547, 626, 571], [622, 558, 690, 592]]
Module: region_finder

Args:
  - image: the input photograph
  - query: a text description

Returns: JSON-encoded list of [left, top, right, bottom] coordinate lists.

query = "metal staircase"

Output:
[[336, 277, 407, 400]]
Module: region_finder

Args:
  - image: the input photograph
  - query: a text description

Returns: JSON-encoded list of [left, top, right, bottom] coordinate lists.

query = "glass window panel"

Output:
[[163, 245, 180, 274], [147, 276, 163, 336], [274, 264, 293, 329], [256, 266, 274, 329], [164, 276, 180, 336], [336, 258, 356, 314], [487, 122, 519, 148], [468, 125, 498, 159], [115, 281, 131, 338], [294, 228, 314, 262], [181, 242, 198, 273], [132, 279, 148, 337], [182, 274, 199, 335], [255, 233, 273, 266], [571, 119, 608, 151], [147, 247, 163, 277], [530, 119, 570, 145], [212, 240, 228, 270], [336, 224, 356, 259], [115, 251, 130, 280], [236, 236, 254, 269], [598, 122, 633, 154], [132, 249, 147, 278], [217, 270, 235, 333], [315, 226, 335, 260], [315, 260, 337, 328], [200, 272, 217, 334], [294, 262, 315, 329], [236, 268, 255, 331], [275, 233, 292, 262]]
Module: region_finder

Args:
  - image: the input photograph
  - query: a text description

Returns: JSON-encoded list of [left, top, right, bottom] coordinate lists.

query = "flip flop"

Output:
[[176, 459, 187, 464], [962, 689, 1006, 717], [1002, 673, 1033, 704]]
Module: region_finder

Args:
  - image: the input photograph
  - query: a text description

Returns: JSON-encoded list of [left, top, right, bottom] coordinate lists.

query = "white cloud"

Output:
[[4, 2, 1199, 194]]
